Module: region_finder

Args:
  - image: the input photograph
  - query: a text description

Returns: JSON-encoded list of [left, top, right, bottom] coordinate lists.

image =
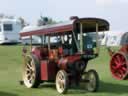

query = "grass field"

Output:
[[0, 45, 128, 96]]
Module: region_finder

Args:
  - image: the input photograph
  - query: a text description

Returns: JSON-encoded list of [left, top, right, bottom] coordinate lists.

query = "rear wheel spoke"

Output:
[[27, 63, 31, 69], [111, 65, 117, 70], [121, 67, 127, 72]]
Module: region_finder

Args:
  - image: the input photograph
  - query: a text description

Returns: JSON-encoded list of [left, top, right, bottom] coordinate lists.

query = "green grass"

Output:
[[0, 45, 128, 96]]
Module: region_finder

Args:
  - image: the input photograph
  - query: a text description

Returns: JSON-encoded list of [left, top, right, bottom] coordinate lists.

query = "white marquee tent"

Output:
[[101, 31, 128, 46]]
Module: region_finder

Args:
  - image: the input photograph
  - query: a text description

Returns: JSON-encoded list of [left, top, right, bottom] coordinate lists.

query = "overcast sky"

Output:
[[0, 0, 128, 31]]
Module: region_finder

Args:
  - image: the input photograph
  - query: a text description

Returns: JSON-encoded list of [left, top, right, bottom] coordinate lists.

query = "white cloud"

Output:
[[96, 0, 113, 6], [96, 0, 128, 6], [119, 0, 128, 3]]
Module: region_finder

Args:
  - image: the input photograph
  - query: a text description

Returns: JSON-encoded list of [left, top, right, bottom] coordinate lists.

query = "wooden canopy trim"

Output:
[[20, 24, 73, 37]]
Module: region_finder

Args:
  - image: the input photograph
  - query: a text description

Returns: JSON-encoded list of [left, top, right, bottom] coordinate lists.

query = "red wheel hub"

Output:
[[110, 52, 128, 80]]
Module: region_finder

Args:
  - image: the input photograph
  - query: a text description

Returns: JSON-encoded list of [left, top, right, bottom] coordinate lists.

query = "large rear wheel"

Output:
[[110, 52, 128, 80], [23, 55, 40, 88], [56, 70, 68, 94]]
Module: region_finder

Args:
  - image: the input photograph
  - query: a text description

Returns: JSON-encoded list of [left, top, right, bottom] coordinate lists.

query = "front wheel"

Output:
[[86, 69, 99, 92], [56, 70, 68, 94]]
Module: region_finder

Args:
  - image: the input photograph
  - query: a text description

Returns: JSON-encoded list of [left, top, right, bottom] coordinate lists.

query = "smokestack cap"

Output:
[[70, 16, 79, 20]]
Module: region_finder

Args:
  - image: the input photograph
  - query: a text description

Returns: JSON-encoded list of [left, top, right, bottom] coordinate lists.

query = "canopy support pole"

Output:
[[30, 35, 32, 51], [48, 36, 50, 51], [80, 23, 83, 53], [96, 23, 99, 54]]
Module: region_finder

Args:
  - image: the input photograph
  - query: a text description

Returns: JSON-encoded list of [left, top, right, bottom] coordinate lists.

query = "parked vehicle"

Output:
[[107, 32, 128, 80], [0, 18, 22, 44], [21, 36, 41, 45], [20, 16, 109, 94], [101, 31, 127, 46]]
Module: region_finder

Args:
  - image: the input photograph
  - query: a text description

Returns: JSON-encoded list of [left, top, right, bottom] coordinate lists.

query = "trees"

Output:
[[37, 16, 56, 26], [18, 17, 29, 28], [0, 13, 14, 19]]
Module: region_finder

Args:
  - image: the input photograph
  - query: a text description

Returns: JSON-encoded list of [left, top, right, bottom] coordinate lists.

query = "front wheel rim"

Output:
[[56, 70, 67, 94], [87, 73, 96, 91], [86, 70, 99, 92]]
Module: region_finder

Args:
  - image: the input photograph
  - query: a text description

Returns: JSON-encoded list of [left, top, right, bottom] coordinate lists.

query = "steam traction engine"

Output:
[[107, 32, 128, 80], [20, 17, 109, 94]]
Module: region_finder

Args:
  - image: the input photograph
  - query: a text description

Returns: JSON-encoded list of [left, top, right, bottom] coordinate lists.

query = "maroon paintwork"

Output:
[[32, 46, 82, 80], [119, 44, 128, 54], [58, 55, 81, 70], [41, 60, 56, 80]]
